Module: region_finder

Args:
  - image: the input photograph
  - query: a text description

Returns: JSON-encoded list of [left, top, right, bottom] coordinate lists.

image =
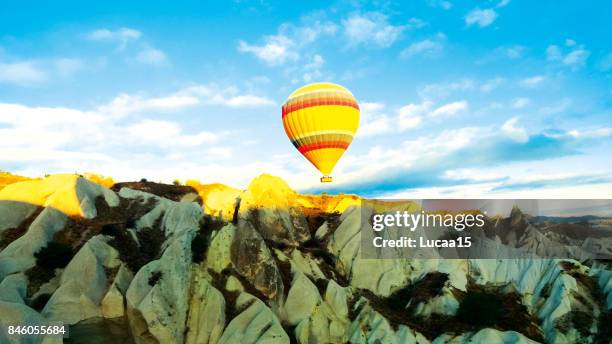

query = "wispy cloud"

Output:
[[127, 119, 218, 146], [135, 47, 168, 66], [342, 12, 405, 48], [465, 8, 498, 27], [359, 99, 471, 137], [238, 35, 299, 66], [0, 57, 85, 86], [480, 77, 504, 92], [0, 61, 46, 85], [86, 27, 142, 48], [501, 116, 528, 142], [418, 79, 474, 100], [546, 39, 590, 68], [311, 124, 610, 195], [519, 75, 545, 88], [98, 84, 274, 117], [429, 100, 468, 118], [539, 98, 572, 115], [400, 33, 446, 58], [237, 19, 336, 66], [511, 97, 530, 109], [503, 45, 525, 59], [428, 0, 452, 10]]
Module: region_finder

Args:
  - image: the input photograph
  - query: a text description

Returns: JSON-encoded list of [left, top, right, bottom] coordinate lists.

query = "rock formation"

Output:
[[0, 173, 610, 343]]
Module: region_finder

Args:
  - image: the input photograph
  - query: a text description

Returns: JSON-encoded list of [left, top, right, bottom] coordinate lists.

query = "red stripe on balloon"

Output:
[[282, 98, 359, 117], [297, 141, 350, 153]]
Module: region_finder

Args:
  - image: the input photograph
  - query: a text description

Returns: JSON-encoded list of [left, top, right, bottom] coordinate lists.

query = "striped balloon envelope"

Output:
[[282, 82, 360, 183]]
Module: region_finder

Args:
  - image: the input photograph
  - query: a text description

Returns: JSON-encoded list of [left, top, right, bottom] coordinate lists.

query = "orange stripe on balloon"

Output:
[[282, 98, 359, 117], [297, 141, 349, 153]]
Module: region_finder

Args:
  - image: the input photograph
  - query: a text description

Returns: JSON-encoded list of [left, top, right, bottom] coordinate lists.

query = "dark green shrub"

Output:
[[100, 223, 121, 237], [30, 293, 51, 311], [200, 214, 225, 232], [457, 291, 503, 327], [191, 232, 209, 263], [125, 218, 137, 229], [148, 271, 162, 286], [34, 242, 73, 269]]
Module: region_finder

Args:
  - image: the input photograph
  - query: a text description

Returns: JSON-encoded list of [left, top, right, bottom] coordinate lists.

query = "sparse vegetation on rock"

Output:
[[34, 241, 73, 269]]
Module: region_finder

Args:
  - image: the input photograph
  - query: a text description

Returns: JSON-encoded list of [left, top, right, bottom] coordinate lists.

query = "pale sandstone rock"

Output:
[[0, 273, 28, 304], [126, 229, 196, 344], [218, 293, 289, 344], [185, 270, 226, 344], [43, 235, 120, 324], [206, 224, 236, 274], [432, 328, 540, 344], [285, 271, 321, 326]]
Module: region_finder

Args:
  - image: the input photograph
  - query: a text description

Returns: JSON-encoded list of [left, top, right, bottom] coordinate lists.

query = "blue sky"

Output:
[[0, 0, 611, 197]]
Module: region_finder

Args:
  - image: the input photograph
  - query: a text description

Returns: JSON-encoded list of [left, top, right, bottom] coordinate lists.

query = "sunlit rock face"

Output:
[[0, 172, 609, 344]]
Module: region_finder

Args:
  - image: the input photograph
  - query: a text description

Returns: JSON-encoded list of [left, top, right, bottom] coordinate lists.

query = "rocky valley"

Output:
[[0, 173, 610, 344]]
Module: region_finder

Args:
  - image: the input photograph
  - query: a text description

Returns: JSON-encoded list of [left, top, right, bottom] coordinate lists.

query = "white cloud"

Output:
[[563, 48, 590, 66], [360, 115, 392, 137], [465, 8, 498, 27], [0, 57, 87, 86], [238, 35, 299, 66], [361, 102, 385, 113], [546, 40, 590, 68], [568, 127, 612, 139], [504, 45, 525, 59], [135, 47, 167, 65], [400, 34, 445, 58], [358, 101, 427, 137], [407, 18, 427, 29], [480, 77, 504, 92], [96, 84, 274, 117], [302, 54, 325, 82], [0, 61, 47, 85], [519, 75, 545, 88], [497, 0, 511, 7], [429, 100, 468, 118], [53, 58, 85, 76], [99, 93, 199, 116], [0, 98, 230, 181], [280, 20, 338, 45], [512, 97, 530, 109], [342, 12, 405, 48], [418, 79, 474, 100], [361, 100, 468, 136], [180, 85, 275, 108], [501, 116, 528, 142], [207, 147, 233, 158], [398, 101, 430, 129], [128, 119, 218, 146], [359, 102, 392, 136], [238, 19, 336, 66], [224, 95, 275, 108], [539, 98, 572, 115], [86, 27, 142, 48]]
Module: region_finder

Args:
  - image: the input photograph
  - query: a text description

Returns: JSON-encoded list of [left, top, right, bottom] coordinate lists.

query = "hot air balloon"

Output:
[[282, 82, 360, 183]]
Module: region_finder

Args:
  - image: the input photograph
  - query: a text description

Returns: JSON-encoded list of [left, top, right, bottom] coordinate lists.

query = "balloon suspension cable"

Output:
[[320, 176, 333, 183]]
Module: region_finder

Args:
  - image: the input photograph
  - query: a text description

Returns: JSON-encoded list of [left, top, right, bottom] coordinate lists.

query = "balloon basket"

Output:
[[320, 176, 333, 183]]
